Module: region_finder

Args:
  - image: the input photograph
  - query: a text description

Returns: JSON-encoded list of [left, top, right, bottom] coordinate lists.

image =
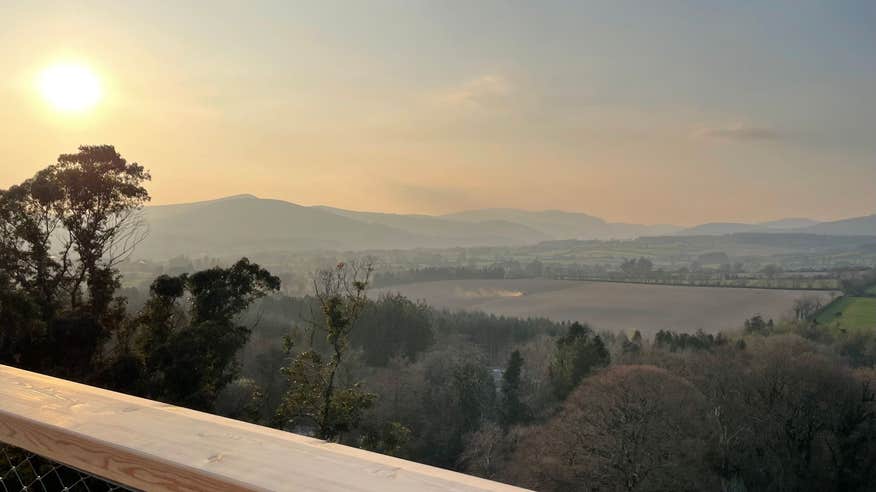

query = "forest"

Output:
[[3, 148, 876, 491]]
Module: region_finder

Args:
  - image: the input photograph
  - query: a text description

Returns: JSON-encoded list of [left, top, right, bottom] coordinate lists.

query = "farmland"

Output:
[[815, 296, 876, 333], [376, 279, 838, 336]]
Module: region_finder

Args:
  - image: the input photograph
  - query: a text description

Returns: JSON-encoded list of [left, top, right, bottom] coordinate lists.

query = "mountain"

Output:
[[138, 196, 555, 259], [138, 195, 420, 258], [442, 209, 681, 239], [607, 222, 685, 238], [135, 195, 870, 260], [675, 215, 876, 237], [313, 206, 551, 246], [798, 214, 876, 236], [442, 209, 607, 238], [135, 197, 684, 259], [759, 218, 821, 229], [676, 218, 822, 236], [676, 222, 769, 236]]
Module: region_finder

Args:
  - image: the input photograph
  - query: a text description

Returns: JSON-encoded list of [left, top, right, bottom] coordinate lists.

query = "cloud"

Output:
[[695, 124, 783, 141], [437, 74, 513, 109]]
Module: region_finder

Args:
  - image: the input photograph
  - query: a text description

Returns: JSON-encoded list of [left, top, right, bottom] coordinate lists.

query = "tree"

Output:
[[353, 293, 434, 366], [0, 146, 150, 380], [132, 258, 280, 410], [459, 423, 525, 480], [0, 170, 67, 321], [276, 261, 377, 441], [761, 264, 783, 280], [499, 350, 530, 428], [735, 338, 876, 491], [620, 257, 654, 277], [51, 145, 151, 314], [509, 365, 715, 491], [793, 296, 824, 321], [655, 335, 876, 492], [549, 322, 610, 399], [415, 347, 497, 468]]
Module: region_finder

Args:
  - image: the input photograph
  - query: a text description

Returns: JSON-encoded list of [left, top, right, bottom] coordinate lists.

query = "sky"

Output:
[[1, 1, 875, 226]]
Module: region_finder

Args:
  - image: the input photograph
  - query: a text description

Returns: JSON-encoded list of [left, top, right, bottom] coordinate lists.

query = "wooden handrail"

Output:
[[0, 365, 526, 491]]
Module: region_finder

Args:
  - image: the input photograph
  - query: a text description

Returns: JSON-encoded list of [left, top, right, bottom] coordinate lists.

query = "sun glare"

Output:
[[38, 63, 102, 112]]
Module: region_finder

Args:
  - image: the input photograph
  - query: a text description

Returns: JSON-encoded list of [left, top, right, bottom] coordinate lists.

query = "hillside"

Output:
[[676, 222, 769, 236], [138, 195, 421, 258], [315, 206, 551, 246], [138, 196, 556, 259], [443, 208, 681, 239], [675, 215, 876, 237], [760, 218, 821, 229], [799, 214, 876, 236], [135, 196, 876, 260]]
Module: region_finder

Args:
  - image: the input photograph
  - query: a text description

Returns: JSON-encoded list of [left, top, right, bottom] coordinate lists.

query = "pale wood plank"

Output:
[[0, 365, 528, 492]]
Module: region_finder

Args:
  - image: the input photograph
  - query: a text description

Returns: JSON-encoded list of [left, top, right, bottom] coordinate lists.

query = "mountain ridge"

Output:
[[133, 195, 874, 259]]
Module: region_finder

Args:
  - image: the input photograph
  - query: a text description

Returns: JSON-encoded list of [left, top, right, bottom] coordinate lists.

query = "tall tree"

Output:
[[51, 145, 150, 314], [277, 261, 377, 441], [132, 258, 280, 410], [0, 146, 150, 379], [353, 293, 434, 366], [549, 322, 610, 399], [499, 350, 529, 428]]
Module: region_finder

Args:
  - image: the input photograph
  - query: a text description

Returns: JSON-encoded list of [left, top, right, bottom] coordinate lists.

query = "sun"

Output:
[[38, 63, 102, 112]]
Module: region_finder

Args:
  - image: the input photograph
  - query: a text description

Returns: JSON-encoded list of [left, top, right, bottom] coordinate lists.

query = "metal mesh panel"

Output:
[[0, 445, 135, 492]]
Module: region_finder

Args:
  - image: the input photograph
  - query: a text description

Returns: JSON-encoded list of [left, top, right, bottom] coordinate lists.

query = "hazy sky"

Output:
[[2, 1, 875, 225]]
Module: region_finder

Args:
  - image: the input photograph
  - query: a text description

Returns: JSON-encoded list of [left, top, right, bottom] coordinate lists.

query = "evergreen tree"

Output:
[[549, 322, 610, 399], [500, 350, 530, 428]]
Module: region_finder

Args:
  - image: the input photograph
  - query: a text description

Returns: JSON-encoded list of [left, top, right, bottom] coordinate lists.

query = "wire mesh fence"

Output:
[[0, 445, 134, 492]]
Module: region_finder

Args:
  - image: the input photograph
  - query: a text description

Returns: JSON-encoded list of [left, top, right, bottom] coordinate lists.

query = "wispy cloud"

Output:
[[437, 74, 513, 109], [695, 124, 783, 141]]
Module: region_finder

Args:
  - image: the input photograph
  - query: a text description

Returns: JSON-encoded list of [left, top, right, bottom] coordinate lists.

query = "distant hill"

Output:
[[313, 206, 551, 246], [138, 196, 554, 259], [442, 208, 681, 239], [798, 214, 876, 236], [138, 195, 420, 258], [760, 218, 821, 229], [675, 222, 765, 236], [674, 215, 876, 237], [442, 209, 607, 238], [606, 222, 683, 238], [134, 195, 873, 259], [676, 218, 822, 236]]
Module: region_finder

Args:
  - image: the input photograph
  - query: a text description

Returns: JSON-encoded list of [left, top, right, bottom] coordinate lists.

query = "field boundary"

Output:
[[555, 276, 841, 292], [813, 294, 847, 322]]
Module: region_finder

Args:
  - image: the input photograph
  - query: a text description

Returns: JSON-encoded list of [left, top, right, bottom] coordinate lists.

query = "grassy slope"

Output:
[[816, 296, 876, 332]]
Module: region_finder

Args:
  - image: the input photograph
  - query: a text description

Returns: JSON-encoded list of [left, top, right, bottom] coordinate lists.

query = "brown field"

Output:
[[376, 279, 838, 336]]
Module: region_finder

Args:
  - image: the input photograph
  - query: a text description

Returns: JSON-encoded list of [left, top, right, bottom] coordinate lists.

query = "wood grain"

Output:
[[0, 365, 527, 492]]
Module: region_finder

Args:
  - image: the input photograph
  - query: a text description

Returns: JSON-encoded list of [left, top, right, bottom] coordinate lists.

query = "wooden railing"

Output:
[[0, 365, 526, 491]]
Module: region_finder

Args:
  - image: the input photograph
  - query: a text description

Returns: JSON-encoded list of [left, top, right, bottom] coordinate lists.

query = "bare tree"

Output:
[[793, 296, 824, 321], [509, 365, 716, 491], [277, 259, 377, 440]]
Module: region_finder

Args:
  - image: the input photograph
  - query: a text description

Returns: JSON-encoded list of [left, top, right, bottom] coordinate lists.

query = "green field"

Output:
[[867, 285, 876, 296], [816, 296, 876, 332]]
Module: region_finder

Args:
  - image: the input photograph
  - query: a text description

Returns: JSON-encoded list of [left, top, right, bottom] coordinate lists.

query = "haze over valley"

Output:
[[4, 2, 876, 491]]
